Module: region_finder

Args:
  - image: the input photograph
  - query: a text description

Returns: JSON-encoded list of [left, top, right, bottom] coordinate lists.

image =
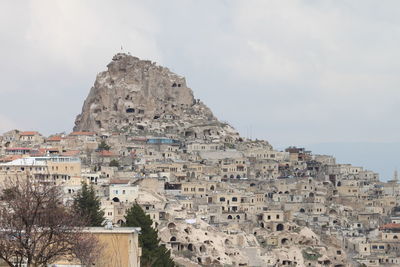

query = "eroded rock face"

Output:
[[74, 53, 237, 140]]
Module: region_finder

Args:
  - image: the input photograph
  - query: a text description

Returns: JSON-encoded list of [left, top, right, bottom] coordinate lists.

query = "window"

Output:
[[276, 215, 280, 219], [220, 197, 226, 202]]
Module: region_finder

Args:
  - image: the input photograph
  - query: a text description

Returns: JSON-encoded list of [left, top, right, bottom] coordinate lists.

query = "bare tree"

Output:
[[0, 176, 100, 267], [71, 232, 102, 266]]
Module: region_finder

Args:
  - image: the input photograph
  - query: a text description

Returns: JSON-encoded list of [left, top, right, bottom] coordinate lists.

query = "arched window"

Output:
[[168, 222, 176, 229], [329, 209, 337, 216]]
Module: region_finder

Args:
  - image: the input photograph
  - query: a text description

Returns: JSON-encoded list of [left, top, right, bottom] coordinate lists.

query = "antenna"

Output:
[[394, 170, 398, 182]]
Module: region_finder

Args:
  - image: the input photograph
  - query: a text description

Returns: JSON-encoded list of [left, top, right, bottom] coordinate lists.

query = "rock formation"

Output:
[[74, 53, 239, 141]]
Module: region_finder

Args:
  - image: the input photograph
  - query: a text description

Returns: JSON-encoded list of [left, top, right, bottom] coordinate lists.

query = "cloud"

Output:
[[0, 115, 17, 134], [25, 0, 162, 72], [0, 0, 400, 146], [0, 0, 162, 134], [154, 0, 400, 145]]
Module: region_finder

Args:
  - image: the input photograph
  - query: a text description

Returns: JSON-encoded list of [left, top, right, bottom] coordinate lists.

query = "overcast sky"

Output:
[[1, 0, 400, 150]]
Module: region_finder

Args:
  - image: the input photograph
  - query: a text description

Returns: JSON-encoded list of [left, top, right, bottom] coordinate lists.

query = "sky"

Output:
[[1, 1, 400, 179]]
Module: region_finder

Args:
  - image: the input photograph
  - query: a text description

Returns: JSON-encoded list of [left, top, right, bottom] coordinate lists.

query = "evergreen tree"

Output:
[[125, 204, 175, 267], [109, 159, 120, 167], [73, 183, 105, 227], [97, 140, 111, 151]]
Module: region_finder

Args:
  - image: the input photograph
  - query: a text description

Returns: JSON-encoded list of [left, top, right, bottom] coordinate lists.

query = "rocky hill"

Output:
[[74, 53, 239, 141]]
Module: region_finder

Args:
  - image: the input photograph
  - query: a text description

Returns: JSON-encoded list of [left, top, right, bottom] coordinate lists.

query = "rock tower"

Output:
[[74, 53, 239, 141]]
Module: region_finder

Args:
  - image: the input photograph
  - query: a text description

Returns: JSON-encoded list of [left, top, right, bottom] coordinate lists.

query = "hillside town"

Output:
[[0, 54, 399, 267]]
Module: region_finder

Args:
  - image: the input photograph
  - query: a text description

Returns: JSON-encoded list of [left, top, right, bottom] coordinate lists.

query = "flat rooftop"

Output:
[[84, 227, 141, 234]]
